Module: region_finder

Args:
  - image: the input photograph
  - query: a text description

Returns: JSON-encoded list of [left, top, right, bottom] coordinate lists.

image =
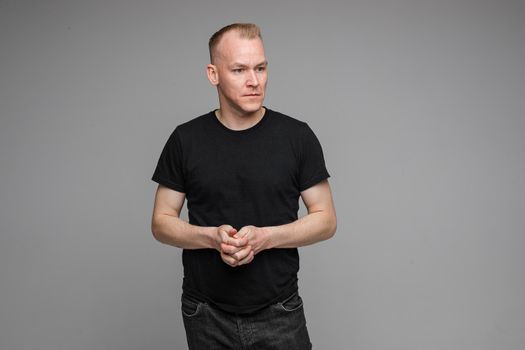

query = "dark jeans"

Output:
[[181, 292, 312, 350]]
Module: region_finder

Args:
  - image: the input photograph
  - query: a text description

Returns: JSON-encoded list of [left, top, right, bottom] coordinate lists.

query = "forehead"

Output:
[[215, 31, 266, 64]]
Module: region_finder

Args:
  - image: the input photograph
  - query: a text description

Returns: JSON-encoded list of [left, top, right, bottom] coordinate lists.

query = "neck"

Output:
[[215, 107, 266, 131]]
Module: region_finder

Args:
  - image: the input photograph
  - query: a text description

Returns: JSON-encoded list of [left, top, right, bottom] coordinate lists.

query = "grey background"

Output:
[[1, 0, 524, 349]]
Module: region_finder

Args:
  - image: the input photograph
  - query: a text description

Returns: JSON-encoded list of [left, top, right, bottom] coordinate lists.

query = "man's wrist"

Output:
[[261, 226, 275, 250], [203, 226, 220, 250]]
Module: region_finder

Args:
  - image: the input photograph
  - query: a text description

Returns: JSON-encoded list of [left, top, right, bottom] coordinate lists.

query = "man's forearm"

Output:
[[264, 210, 337, 249], [151, 214, 217, 250]]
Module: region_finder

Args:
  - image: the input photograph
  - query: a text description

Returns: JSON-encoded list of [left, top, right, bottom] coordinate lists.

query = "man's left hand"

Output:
[[235, 225, 270, 256]]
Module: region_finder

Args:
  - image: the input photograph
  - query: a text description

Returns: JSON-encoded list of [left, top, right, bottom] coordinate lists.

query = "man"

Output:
[[151, 23, 337, 349]]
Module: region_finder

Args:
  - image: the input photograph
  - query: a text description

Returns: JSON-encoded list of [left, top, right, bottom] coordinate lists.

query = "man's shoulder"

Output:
[[161, 112, 214, 145], [176, 111, 213, 132], [267, 108, 308, 129]]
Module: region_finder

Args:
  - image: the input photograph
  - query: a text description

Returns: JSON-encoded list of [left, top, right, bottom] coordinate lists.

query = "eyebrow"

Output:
[[230, 61, 268, 68]]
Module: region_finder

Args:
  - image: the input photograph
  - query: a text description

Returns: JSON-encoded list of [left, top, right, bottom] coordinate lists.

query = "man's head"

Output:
[[207, 23, 268, 117], [208, 23, 262, 64]]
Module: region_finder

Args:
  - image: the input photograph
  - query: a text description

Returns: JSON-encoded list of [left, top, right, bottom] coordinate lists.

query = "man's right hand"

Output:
[[217, 225, 254, 267]]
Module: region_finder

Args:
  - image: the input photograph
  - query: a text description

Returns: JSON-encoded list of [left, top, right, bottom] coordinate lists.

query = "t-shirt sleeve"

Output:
[[298, 123, 331, 192], [151, 127, 186, 193]]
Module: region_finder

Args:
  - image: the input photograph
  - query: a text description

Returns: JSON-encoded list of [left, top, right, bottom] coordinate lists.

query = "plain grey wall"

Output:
[[1, 0, 524, 349]]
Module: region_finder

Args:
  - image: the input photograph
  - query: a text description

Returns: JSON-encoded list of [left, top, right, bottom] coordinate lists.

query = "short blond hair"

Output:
[[208, 23, 262, 63]]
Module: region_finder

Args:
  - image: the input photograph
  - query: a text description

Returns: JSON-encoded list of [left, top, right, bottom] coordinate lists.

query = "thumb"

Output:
[[236, 226, 250, 239]]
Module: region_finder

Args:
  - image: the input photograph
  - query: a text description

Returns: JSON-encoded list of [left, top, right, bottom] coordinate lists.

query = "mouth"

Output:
[[243, 93, 261, 97]]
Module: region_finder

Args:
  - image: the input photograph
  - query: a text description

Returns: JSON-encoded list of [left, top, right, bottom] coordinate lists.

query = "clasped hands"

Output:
[[217, 224, 268, 267]]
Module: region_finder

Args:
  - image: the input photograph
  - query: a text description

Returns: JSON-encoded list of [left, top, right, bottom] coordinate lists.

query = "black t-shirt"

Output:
[[152, 108, 330, 314]]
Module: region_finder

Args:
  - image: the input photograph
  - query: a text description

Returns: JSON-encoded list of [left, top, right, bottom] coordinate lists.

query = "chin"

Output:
[[236, 106, 259, 115], [241, 101, 264, 113]]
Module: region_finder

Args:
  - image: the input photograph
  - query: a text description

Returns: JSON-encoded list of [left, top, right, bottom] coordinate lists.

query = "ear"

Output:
[[207, 64, 219, 86]]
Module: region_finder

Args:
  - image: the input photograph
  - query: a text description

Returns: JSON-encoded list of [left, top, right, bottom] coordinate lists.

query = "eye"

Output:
[[232, 68, 244, 73], [256, 66, 266, 72]]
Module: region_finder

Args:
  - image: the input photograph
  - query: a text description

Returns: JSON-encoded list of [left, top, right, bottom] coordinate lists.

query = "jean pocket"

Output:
[[181, 295, 205, 318], [278, 292, 304, 312]]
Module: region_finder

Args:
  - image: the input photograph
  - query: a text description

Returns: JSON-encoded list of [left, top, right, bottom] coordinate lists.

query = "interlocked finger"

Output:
[[231, 245, 252, 262], [236, 250, 254, 266], [220, 251, 239, 267], [220, 243, 244, 255]]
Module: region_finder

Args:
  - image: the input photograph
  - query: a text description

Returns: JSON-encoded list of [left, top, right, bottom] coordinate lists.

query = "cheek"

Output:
[[226, 78, 243, 91], [222, 81, 240, 96]]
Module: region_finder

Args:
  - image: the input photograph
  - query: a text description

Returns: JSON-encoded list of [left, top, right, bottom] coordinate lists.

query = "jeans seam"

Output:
[[182, 301, 206, 318], [278, 292, 303, 312]]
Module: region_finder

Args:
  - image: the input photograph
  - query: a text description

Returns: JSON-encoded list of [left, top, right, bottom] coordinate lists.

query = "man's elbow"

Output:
[[324, 212, 337, 240], [151, 215, 165, 243]]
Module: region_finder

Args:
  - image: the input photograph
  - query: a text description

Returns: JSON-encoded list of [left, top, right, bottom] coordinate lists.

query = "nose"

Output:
[[246, 69, 259, 87]]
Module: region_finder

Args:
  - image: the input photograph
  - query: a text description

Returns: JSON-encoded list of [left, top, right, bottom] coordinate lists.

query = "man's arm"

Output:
[[229, 179, 337, 256], [267, 179, 337, 248], [151, 185, 248, 254]]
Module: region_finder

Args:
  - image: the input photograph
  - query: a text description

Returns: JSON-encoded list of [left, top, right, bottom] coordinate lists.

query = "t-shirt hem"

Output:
[[183, 278, 299, 315], [299, 171, 331, 192], [151, 175, 185, 193]]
